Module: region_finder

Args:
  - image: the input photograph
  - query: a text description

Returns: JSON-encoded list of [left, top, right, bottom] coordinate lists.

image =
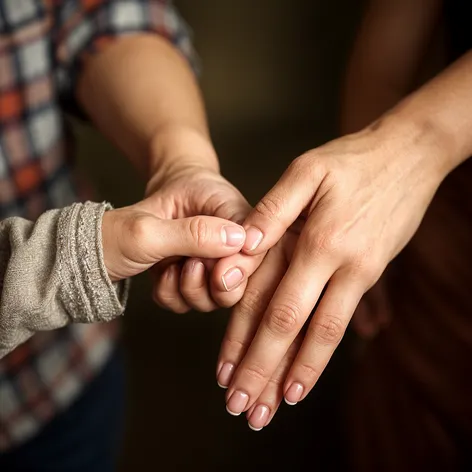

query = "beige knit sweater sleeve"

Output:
[[0, 201, 129, 359]]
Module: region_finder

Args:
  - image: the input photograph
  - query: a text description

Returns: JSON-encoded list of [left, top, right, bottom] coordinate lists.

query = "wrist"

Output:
[[366, 100, 459, 186], [147, 124, 220, 186]]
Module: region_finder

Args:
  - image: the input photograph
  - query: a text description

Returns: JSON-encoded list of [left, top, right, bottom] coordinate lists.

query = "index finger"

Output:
[[216, 244, 287, 389], [225, 232, 336, 415], [241, 156, 323, 254]]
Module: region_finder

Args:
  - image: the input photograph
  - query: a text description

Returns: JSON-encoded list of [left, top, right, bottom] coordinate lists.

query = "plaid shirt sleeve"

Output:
[[52, 0, 198, 116]]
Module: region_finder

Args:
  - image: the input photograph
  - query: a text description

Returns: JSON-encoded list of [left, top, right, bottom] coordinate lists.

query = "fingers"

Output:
[[152, 264, 191, 313], [179, 258, 218, 312], [283, 271, 363, 404], [225, 228, 335, 415], [246, 335, 302, 431], [151, 242, 266, 313], [209, 251, 266, 308], [152, 258, 219, 312], [216, 244, 288, 390], [150, 216, 246, 260], [241, 156, 323, 255]]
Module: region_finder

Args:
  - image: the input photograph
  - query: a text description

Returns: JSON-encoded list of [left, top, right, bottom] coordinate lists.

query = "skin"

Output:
[[216, 29, 472, 431], [76, 34, 253, 303], [340, 0, 443, 337]]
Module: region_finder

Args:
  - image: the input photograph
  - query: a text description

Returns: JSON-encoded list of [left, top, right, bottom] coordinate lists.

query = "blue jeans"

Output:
[[0, 350, 125, 472]]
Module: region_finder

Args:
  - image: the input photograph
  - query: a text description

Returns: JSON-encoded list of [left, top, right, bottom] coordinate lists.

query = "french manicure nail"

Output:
[[217, 363, 234, 388], [244, 227, 263, 251], [285, 382, 304, 405], [222, 225, 245, 247], [226, 390, 249, 416], [221, 267, 244, 291], [248, 404, 270, 431]]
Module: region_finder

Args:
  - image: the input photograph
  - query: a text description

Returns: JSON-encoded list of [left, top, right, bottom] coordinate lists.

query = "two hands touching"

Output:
[[100, 114, 446, 432]]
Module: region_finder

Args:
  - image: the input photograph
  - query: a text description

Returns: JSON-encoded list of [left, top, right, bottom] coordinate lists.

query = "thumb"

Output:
[[152, 215, 246, 260]]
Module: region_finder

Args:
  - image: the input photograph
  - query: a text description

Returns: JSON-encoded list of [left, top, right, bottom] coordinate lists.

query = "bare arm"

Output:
[[77, 34, 218, 180]]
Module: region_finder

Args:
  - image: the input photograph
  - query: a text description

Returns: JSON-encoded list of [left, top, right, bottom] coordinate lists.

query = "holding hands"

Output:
[[216, 116, 447, 430]]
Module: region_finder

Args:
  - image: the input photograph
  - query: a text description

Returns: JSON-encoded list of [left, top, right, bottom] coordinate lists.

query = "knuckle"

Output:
[[181, 281, 205, 300], [357, 263, 380, 289], [237, 287, 267, 320], [265, 302, 300, 337], [243, 362, 269, 382], [305, 226, 344, 257], [309, 315, 346, 345], [297, 362, 320, 381], [288, 154, 320, 182], [189, 217, 209, 248], [287, 155, 307, 177], [125, 213, 152, 243], [222, 337, 247, 356], [154, 283, 178, 308], [254, 193, 285, 223], [346, 249, 381, 288]]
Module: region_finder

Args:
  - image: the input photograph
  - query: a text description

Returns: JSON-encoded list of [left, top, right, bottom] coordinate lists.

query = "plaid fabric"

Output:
[[0, 0, 194, 451]]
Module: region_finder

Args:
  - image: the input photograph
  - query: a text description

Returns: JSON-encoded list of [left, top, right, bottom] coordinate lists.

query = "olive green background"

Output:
[[75, 1, 363, 470]]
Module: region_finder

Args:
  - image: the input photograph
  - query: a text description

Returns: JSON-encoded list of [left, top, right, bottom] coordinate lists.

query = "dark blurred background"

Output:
[[75, 1, 364, 470]]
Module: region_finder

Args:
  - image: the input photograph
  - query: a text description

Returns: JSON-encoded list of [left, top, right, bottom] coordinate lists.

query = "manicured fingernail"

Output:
[[217, 363, 234, 388], [226, 390, 249, 416], [244, 227, 263, 251], [221, 267, 244, 291], [248, 404, 270, 431], [222, 225, 245, 247], [285, 382, 304, 405]]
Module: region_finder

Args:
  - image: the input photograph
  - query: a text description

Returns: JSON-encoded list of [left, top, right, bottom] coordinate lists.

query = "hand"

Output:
[[216, 121, 446, 429], [101, 203, 246, 282], [138, 165, 265, 312]]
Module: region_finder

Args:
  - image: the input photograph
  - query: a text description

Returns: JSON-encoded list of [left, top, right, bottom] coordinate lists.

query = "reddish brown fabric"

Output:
[[348, 158, 472, 470]]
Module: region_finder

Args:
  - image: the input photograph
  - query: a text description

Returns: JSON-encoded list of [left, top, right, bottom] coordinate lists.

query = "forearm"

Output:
[[77, 34, 218, 179], [369, 50, 472, 180], [0, 203, 127, 358]]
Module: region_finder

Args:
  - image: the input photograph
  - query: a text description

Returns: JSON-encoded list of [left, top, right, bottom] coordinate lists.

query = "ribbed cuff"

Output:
[[57, 201, 130, 323]]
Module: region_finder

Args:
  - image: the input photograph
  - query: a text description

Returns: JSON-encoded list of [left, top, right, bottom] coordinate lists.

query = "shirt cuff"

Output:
[[57, 201, 130, 323]]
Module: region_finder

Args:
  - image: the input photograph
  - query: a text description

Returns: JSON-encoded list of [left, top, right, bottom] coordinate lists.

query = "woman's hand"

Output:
[[217, 117, 447, 428]]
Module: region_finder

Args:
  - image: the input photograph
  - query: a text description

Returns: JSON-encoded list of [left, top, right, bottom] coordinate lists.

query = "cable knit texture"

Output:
[[0, 202, 129, 358]]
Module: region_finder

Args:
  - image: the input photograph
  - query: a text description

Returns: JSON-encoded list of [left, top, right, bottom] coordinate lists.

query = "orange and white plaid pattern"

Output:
[[0, 0, 195, 450]]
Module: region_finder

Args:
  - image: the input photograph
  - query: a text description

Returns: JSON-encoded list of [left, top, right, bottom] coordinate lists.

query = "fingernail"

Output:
[[226, 390, 249, 416], [244, 227, 263, 251], [285, 382, 304, 405], [222, 225, 245, 247], [221, 267, 244, 291], [248, 404, 270, 431], [189, 260, 204, 277], [217, 363, 234, 388]]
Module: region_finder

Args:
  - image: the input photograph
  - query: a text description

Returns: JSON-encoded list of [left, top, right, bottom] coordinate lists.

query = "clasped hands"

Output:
[[102, 121, 443, 431]]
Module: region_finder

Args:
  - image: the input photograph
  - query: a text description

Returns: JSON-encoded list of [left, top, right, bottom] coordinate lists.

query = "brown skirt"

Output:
[[347, 158, 472, 471]]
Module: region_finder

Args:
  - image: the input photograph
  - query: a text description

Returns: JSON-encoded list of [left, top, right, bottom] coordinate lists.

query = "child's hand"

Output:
[[101, 204, 246, 283]]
